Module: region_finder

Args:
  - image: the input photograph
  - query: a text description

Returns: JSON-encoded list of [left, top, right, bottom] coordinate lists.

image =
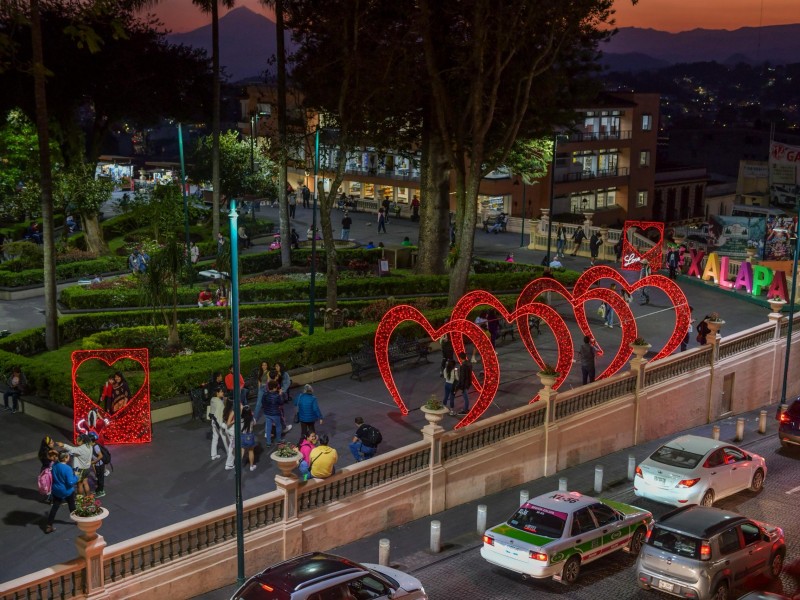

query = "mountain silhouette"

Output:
[[168, 6, 286, 82]]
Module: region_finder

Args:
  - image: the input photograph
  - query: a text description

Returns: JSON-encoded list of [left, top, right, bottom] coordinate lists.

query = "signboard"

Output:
[[769, 142, 800, 207], [621, 221, 664, 271], [764, 214, 798, 261], [705, 215, 766, 261]]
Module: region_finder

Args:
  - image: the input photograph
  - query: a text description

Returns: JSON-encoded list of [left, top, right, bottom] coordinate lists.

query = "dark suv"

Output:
[[635, 505, 785, 600], [778, 398, 800, 448], [230, 552, 427, 600]]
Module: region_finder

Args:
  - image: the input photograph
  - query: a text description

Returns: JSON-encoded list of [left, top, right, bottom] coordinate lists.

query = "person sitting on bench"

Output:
[[488, 212, 507, 234]]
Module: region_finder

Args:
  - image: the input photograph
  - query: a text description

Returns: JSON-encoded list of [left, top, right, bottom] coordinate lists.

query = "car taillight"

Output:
[[259, 583, 274, 592], [645, 529, 652, 541], [529, 551, 547, 562], [699, 542, 711, 561], [635, 466, 643, 478], [483, 535, 494, 546], [676, 478, 701, 488], [780, 413, 790, 423]]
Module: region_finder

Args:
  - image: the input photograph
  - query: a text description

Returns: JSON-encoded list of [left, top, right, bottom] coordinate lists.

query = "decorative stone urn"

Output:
[[768, 299, 787, 314], [70, 507, 109, 540], [270, 452, 301, 478], [630, 342, 652, 360], [421, 405, 450, 425], [707, 319, 725, 335], [536, 372, 559, 388]]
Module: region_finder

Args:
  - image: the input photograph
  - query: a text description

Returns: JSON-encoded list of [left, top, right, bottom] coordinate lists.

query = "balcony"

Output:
[[555, 166, 630, 184], [343, 165, 421, 182], [565, 130, 632, 142]]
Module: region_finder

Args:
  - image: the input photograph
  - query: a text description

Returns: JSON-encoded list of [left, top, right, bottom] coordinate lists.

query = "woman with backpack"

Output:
[[45, 451, 78, 534], [442, 359, 460, 416]]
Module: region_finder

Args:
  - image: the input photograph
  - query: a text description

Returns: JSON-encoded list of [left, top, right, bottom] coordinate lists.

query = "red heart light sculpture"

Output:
[[621, 221, 664, 270], [374, 306, 499, 428], [71, 348, 151, 444], [449, 290, 574, 405]]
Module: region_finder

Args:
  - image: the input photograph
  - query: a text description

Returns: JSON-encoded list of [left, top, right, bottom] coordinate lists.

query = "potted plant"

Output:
[[70, 493, 109, 540], [706, 312, 725, 336], [270, 442, 301, 478], [420, 395, 449, 425], [630, 336, 652, 358], [768, 296, 787, 314], [536, 363, 560, 388]]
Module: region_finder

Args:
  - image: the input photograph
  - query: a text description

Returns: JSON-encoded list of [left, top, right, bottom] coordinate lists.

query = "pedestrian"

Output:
[[639, 258, 652, 305], [56, 434, 93, 497], [262, 381, 284, 446], [44, 451, 78, 534], [294, 384, 323, 437], [401, 236, 412, 247], [578, 335, 599, 385], [555, 224, 567, 258], [549, 256, 563, 269], [253, 361, 270, 424], [440, 332, 455, 374], [110, 371, 130, 413], [224, 365, 248, 404], [240, 403, 258, 471], [570, 227, 586, 256], [209, 388, 227, 460], [681, 306, 695, 352], [411, 195, 420, 222], [604, 283, 618, 328], [471, 312, 489, 362], [87, 432, 107, 497], [290, 228, 300, 249], [238, 224, 250, 249], [505, 253, 514, 263], [309, 434, 338, 479], [288, 193, 297, 218], [589, 231, 603, 265], [297, 431, 318, 481], [301, 185, 311, 209], [217, 233, 225, 255], [222, 398, 238, 471], [613, 237, 623, 264], [487, 309, 500, 348], [696, 315, 711, 346], [38, 435, 56, 472], [341, 211, 352, 240], [667, 245, 680, 279], [190, 241, 200, 265], [442, 359, 459, 416], [349, 416, 381, 462], [377, 208, 387, 233], [457, 352, 473, 415], [381, 197, 391, 223], [4, 366, 26, 413], [274, 362, 293, 434]]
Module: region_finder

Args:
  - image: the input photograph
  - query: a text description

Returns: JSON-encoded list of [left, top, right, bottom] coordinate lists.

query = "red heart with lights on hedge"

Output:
[[71, 348, 151, 444], [621, 220, 664, 270]]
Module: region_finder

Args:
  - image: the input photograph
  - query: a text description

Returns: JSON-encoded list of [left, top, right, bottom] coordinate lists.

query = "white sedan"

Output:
[[634, 434, 767, 507]]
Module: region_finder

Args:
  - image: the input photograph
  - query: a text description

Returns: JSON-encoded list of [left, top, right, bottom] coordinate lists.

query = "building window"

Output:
[[637, 191, 648, 207], [639, 150, 650, 167], [642, 114, 653, 131]]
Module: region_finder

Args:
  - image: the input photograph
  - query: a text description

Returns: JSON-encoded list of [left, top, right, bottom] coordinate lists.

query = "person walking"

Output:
[[639, 258, 652, 304], [696, 315, 711, 346], [209, 388, 227, 460], [237, 225, 250, 249], [309, 434, 338, 479], [288, 193, 297, 218], [381, 197, 391, 223], [604, 283, 618, 328], [555, 224, 567, 258], [377, 208, 387, 233], [442, 359, 459, 416], [570, 227, 586, 256], [341, 212, 352, 240], [410, 195, 420, 222], [439, 332, 455, 374], [4, 366, 26, 413], [589, 231, 603, 266], [240, 404, 258, 471], [349, 417, 381, 462], [45, 451, 78, 534], [294, 384, 323, 436], [457, 352, 473, 415], [262, 381, 284, 447], [667, 245, 680, 279], [190, 241, 200, 265], [681, 306, 695, 352], [578, 335, 599, 385], [301, 185, 311, 209], [87, 432, 107, 497]]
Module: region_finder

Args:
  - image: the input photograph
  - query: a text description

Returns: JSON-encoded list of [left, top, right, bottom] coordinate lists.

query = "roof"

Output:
[[657, 506, 746, 539], [662, 435, 723, 455], [257, 552, 364, 593], [529, 491, 597, 513]]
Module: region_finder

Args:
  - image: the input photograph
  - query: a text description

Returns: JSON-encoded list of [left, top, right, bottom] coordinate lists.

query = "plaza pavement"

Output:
[[0, 204, 782, 584]]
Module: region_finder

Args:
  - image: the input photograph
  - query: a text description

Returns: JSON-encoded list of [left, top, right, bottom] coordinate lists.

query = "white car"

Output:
[[480, 491, 652, 585], [634, 435, 767, 507]]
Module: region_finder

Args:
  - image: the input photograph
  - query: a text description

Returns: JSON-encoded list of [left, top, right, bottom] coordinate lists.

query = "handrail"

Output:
[[718, 327, 776, 360], [553, 373, 637, 420], [0, 560, 85, 600], [643, 346, 713, 387]]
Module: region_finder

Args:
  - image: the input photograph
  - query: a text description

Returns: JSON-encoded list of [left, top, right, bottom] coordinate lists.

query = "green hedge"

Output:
[[0, 256, 128, 287], [0, 215, 65, 241]]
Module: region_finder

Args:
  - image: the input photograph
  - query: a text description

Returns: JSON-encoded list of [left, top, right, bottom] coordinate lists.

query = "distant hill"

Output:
[[168, 6, 286, 82], [601, 24, 800, 72]]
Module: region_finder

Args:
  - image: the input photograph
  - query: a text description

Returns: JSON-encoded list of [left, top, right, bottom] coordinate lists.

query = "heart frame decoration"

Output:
[[621, 220, 664, 271], [71, 348, 151, 444]]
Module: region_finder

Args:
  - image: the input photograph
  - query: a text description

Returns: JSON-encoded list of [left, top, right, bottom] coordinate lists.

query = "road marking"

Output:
[[786, 485, 800, 495]]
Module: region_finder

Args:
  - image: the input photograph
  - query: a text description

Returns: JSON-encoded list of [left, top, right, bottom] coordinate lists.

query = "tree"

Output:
[[53, 165, 113, 253], [138, 237, 185, 348]]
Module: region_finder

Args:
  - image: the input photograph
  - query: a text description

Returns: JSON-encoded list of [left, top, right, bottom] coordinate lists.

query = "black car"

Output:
[[778, 398, 800, 448]]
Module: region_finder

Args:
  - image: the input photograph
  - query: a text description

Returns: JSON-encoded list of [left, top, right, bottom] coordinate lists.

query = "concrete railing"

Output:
[[3, 313, 799, 600]]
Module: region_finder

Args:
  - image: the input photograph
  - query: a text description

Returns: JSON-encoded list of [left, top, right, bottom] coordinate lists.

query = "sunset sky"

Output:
[[151, 0, 798, 34]]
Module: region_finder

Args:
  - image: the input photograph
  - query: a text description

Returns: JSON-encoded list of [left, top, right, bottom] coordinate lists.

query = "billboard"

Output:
[[706, 215, 766, 261], [769, 142, 800, 208], [764, 214, 798, 261]]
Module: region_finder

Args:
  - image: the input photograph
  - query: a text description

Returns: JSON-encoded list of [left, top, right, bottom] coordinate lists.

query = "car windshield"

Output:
[[649, 444, 704, 469], [507, 503, 567, 539], [647, 526, 701, 559]]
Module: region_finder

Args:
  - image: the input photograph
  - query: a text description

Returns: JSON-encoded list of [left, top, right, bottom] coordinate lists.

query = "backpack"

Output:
[[97, 443, 111, 465], [361, 424, 383, 447], [37, 466, 53, 496]]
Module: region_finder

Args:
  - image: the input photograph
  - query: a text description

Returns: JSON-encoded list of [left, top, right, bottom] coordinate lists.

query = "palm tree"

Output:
[[138, 238, 185, 348]]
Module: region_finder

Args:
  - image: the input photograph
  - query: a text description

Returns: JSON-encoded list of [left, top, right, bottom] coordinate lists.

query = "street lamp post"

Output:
[[780, 188, 800, 403], [545, 134, 561, 263], [308, 126, 320, 334], [519, 179, 527, 248], [177, 123, 192, 281], [249, 113, 256, 173], [228, 198, 245, 585]]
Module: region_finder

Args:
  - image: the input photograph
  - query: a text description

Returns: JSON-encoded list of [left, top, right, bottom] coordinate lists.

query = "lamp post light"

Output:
[[228, 198, 245, 585], [177, 123, 193, 282], [545, 134, 566, 263], [519, 178, 527, 248], [308, 125, 320, 334], [780, 187, 800, 404]]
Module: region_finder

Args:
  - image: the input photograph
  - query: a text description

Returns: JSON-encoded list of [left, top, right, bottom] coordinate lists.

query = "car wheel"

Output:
[[560, 556, 581, 585], [628, 527, 646, 554], [701, 490, 714, 507], [768, 551, 784, 579], [750, 469, 765, 492], [712, 580, 729, 600]]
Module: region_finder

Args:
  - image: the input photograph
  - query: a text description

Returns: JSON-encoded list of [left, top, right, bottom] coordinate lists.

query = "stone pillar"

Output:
[[540, 387, 559, 477], [275, 475, 303, 559], [76, 534, 106, 597], [600, 225, 610, 261], [583, 212, 594, 237], [539, 208, 550, 234], [422, 423, 447, 514]]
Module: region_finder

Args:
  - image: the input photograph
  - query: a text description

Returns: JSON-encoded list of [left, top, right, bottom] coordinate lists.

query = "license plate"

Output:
[[658, 580, 674, 592], [654, 476, 667, 485], [498, 543, 519, 558]]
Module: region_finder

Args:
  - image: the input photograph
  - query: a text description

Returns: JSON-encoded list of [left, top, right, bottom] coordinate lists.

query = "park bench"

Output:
[[482, 213, 508, 233], [349, 335, 431, 381], [498, 320, 516, 342]]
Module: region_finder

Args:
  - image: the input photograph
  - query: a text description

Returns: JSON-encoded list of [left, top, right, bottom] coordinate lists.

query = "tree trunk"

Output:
[[447, 169, 480, 305], [210, 0, 221, 240], [416, 121, 451, 275], [319, 153, 348, 309], [79, 212, 108, 254], [275, 0, 291, 269], [30, 0, 58, 350]]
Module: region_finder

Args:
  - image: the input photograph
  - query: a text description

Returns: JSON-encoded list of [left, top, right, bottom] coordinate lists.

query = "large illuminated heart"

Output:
[[375, 306, 499, 429], [71, 349, 152, 445], [621, 220, 664, 271], [448, 290, 573, 407]]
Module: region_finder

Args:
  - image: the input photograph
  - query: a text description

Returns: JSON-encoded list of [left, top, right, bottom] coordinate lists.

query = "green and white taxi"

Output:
[[480, 491, 652, 585]]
